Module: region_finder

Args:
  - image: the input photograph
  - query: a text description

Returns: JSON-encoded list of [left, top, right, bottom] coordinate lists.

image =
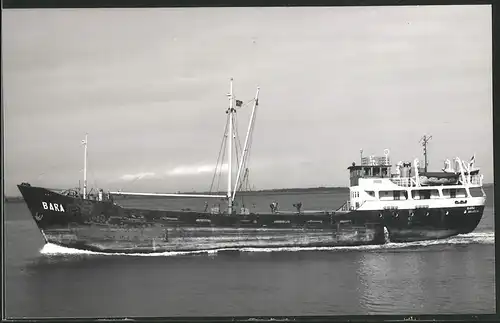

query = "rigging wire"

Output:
[[238, 98, 258, 193], [209, 112, 230, 193], [209, 96, 259, 199], [232, 113, 243, 181], [86, 155, 99, 192], [233, 97, 259, 206], [213, 115, 230, 195], [231, 113, 244, 207], [235, 99, 255, 185], [215, 138, 227, 194], [235, 98, 255, 111], [233, 112, 250, 199], [217, 140, 229, 196]]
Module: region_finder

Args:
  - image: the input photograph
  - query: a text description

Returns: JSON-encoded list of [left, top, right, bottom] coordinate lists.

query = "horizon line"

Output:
[[4, 182, 495, 199]]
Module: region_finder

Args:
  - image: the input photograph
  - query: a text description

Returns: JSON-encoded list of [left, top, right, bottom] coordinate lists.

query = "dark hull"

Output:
[[17, 184, 385, 253], [17, 184, 484, 253], [380, 206, 484, 242]]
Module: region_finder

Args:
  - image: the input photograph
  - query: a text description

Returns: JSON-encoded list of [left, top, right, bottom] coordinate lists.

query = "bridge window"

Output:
[[443, 188, 467, 198], [379, 190, 406, 201], [457, 188, 467, 197], [412, 189, 439, 200], [373, 167, 380, 177], [468, 187, 484, 197], [393, 190, 408, 200]]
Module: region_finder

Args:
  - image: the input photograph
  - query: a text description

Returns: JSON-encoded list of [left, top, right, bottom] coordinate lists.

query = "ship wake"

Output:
[[39, 231, 494, 257]]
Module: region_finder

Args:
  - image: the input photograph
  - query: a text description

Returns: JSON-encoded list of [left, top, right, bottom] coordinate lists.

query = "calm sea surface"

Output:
[[4, 187, 495, 318]]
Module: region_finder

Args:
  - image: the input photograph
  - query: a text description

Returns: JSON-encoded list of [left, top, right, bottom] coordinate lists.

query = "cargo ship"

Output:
[[17, 79, 486, 253]]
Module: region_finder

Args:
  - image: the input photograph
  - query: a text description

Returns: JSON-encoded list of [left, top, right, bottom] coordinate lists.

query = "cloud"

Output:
[[166, 163, 228, 176], [120, 172, 156, 181]]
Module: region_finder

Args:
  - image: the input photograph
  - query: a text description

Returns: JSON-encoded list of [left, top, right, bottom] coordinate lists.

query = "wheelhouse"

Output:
[[347, 150, 395, 186]]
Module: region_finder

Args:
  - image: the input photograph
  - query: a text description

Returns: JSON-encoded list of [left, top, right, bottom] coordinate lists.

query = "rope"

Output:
[[214, 119, 229, 194], [209, 97, 258, 196], [233, 98, 258, 206], [233, 107, 257, 193], [235, 98, 255, 111], [232, 113, 242, 180], [86, 157, 99, 191], [215, 139, 227, 194], [209, 112, 230, 193]]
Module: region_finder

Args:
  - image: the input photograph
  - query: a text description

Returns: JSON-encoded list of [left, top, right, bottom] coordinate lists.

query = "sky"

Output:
[[2, 6, 493, 196]]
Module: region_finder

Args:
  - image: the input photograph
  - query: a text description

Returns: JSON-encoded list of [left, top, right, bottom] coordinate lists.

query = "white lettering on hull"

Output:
[[42, 202, 65, 212]]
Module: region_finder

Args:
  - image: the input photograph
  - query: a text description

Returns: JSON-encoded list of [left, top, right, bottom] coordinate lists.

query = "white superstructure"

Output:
[[346, 149, 486, 212]]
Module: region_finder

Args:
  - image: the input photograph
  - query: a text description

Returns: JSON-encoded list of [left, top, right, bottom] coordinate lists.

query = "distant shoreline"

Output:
[[4, 183, 494, 201], [180, 186, 349, 196], [4, 196, 25, 202]]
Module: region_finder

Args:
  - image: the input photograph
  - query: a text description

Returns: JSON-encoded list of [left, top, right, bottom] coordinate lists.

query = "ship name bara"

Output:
[[42, 202, 65, 212]]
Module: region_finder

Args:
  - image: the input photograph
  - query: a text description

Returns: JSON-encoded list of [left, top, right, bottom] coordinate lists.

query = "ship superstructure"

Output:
[[345, 148, 485, 241]]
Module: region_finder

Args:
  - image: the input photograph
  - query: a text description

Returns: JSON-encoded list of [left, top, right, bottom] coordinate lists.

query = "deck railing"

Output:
[[468, 174, 483, 186], [337, 200, 351, 212], [390, 174, 482, 187], [361, 156, 390, 166]]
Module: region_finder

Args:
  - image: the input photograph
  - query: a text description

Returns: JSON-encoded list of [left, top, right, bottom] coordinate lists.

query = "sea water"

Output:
[[4, 187, 495, 318]]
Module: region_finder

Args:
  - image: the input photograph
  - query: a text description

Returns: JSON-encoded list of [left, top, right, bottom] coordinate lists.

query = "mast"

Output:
[[227, 78, 234, 214], [232, 87, 260, 201], [82, 133, 88, 199], [420, 134, 432, 173]]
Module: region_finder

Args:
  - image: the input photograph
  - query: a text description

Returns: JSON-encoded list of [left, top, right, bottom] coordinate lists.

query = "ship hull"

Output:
[[17, 184, 485, 253], [39, 226, 383, 254], [379, 206, 484, 242], [17, 184, 386, 253]]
